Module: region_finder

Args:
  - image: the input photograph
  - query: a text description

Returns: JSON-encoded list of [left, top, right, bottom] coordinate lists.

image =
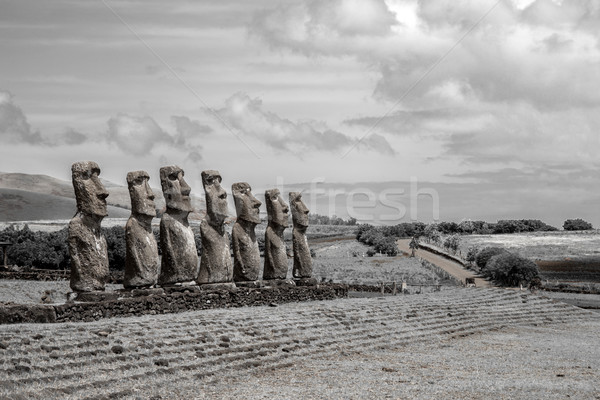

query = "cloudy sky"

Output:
[[1, 0, 599, 226]]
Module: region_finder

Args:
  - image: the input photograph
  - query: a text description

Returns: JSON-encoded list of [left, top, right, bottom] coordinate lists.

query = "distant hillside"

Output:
[[0, 172, 205, 221], [0, 188, 131, 221]]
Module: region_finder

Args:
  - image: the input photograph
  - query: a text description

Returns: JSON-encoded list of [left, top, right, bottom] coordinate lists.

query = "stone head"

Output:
[[159, 165, 192, 212], [127, 170, 156, 218], [265, 188, 289, 228], [72, 161, 109, 218], [201, 170, 228, 223], [289, 192, 309, 228], [232, 182, 261, 225]]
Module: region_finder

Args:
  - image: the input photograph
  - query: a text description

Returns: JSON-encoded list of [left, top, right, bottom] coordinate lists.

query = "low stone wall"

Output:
[[418, 243, 468, 266], [0, 270, 69, 281], [0, 284, 348, 325], [0, 269, 123, 283]]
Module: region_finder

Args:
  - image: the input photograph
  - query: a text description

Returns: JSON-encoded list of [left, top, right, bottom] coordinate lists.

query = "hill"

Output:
[[0, 172, 205, 221], [0, 188, 131, 221]]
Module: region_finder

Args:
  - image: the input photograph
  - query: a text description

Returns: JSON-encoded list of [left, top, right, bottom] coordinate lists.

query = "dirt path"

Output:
[[397, 239, 491, 287]]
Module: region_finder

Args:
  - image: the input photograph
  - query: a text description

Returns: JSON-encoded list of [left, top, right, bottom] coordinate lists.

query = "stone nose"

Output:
[[250, 195, 262, 208], [145, 182, 155, 200], [180, 178, 191, 196]]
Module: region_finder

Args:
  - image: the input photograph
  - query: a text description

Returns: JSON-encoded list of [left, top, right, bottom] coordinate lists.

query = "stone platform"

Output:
[[0, 283, 348, 324]]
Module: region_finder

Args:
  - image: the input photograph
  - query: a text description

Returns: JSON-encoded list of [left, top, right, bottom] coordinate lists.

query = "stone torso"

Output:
[[232, 221, 261, 281], [124, 216, 159, 288], [198, 219, 233, 284], [292, 227, 312, 278], [263, 225, 288, 280], [68, 216, 109, 292], [158, 212, 198, 285]]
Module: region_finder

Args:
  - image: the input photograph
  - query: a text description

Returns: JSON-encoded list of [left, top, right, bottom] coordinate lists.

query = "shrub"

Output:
[[483, 252, 540, 287], [475, 246, 509, 270], [0, 225, 70, 269], [465, 245, 479, 265], [103, 226, 126, 271], [366, 249, 376, 257], [374, 237, 398, 256], [443, 234, 460, 254], [563, 218, 593, 231]]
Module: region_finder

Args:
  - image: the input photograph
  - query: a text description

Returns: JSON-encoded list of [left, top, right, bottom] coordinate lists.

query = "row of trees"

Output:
[[0, 225, 203, 270], [563, 218, 594, 231], [308, 214, 357, 226], [431, 219, 559, 235]]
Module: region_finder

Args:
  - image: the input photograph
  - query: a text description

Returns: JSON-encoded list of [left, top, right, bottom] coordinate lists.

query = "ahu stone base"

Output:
[[0, 284, 348, 324], [263, 279, 296, 288]]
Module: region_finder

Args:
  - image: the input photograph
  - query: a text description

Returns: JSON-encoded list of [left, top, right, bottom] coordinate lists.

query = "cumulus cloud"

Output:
[[0, 90, 91, 146], [107, 113, 173, 156], [58, 128, 88, 145], [250, 0, 399, 56], [171, 115, 212, 146], [210, 92, 395, 155], [106, 113, 207, 162], [0, 90, 43, 144], [251, 0, 600, 169]]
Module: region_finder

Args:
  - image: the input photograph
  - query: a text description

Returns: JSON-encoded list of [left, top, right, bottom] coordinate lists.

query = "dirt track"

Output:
[[397, 239, 491, 288]]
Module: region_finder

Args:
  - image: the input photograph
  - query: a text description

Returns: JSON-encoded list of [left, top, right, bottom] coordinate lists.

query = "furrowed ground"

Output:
[[0, 288, 598, 399]]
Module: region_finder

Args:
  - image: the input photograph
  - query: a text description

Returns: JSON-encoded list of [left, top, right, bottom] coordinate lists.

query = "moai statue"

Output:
[[231, 182, 262, 282], [197, 170, 234, 286], [263, 188, 290, 281], [68, 161, 109, 292], [157, 165, 198, 286], [290, 192, 314, 283], [123, 171, 159, 289]]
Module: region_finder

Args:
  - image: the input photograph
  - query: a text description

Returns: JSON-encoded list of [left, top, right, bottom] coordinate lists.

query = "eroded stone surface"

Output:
[[231, 182, 262, 282], [124, 171, 159, 288], [158, 166, 198, 285], [290, 192, 313, 279], [198, 170, 233, 284], [263, 188, 289, 280], [68, 161, 109, 292]]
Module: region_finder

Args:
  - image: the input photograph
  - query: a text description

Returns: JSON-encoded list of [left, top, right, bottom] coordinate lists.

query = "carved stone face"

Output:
[[232, 182, 261, 224], [160, 165, 192, 212], [290, 192, 309, 228], [72, 161, 109, 217], [202, 170, 228, 223], [127, 170, 156, 217], [265, 188, 289, 228]]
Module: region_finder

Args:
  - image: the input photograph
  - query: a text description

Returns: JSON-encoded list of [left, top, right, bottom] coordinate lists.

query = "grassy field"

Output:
[[459, 230, 600, 260], [459, 231, 600, 285], [311, 238, 449, 288], [0, 289, 596, 399]]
